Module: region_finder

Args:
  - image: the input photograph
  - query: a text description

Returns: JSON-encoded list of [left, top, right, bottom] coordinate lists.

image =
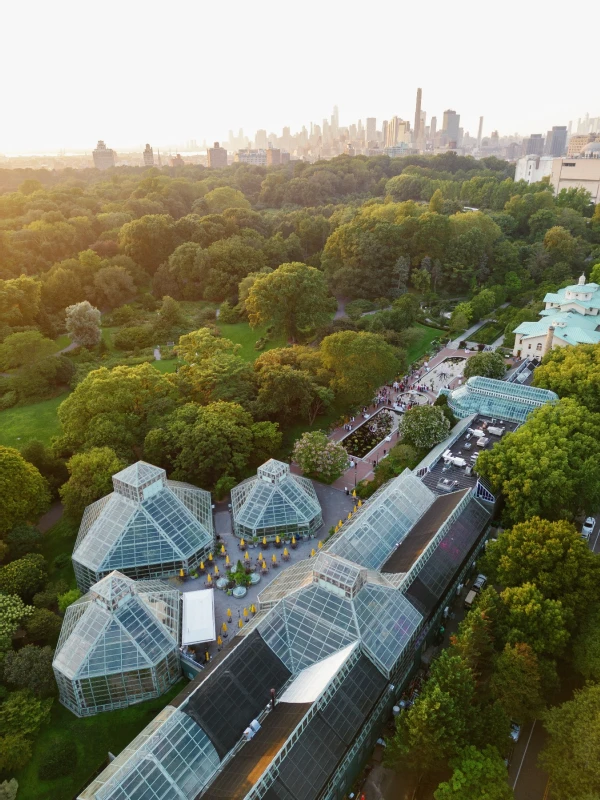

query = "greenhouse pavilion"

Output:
[[230, 459, 323, 541], [72, 461, 215, 592], [53, 571, 181, 717]]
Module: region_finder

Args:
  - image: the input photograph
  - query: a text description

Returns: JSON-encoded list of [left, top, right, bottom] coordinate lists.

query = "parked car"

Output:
[[510, 722, 521, 742], [582, 517, 596, 539], [464, 589, 478, 610], [472, 574, 487, 593]]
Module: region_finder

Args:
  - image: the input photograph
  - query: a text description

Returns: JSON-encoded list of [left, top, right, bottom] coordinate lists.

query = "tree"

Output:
[[19, 440, 67, 498], [118, 214, 176, 274], [572, 604, 600, 680], [429, 189, 445, 214], [0, 594, 33, 650], [392, 293, 420, 326], [246, 262, 333, 341], [490, 643, 544, 723], [410, 268, 431, 292], [58, 588, 81, 614], [539, 683, 600, 800], [0, 734, 32, 773], [204, 186, 251, 214], [480, 517, 599, 622], [400, 405, 451, 450], [203, 236, 267, 301], [5, 524, 42, 560], [476, 399, 600, 524], [320, 331, 400, 406], [144, 401, 281, 489], [450, 302, 472, 334], [0, 447, 50, 535], [4, 645, 56, 697], [174, 354, 256, 407], [254, 364, 330, 425], [463, 352, 507, 380], [24, 608, 62, 645], [0, 555, 48, 602], [450, 610, 495, 687], [176, 328, 239, 363], [57, 363, 178, 458], [543, 225, 579, 264], [93, 265, 135, 308], [0, 331, 55, 371], [0, 690, 52, 739], [470, 289, 496, 321], [292, 431, 348, 483], [434, 746, 512, 800], [60, 447, 126, 520], [501, 583, 569, 658], [65, 300, 102, 346], [533, 343, 600, 413]]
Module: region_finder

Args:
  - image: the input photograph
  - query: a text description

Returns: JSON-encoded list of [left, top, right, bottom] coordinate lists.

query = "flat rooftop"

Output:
[[381, 489, 468, 574], [201, 702, 311, 800], [421, 415, 519, 496]]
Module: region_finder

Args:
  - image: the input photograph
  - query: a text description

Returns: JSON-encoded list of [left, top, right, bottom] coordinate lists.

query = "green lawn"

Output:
[[152, 357, 178, 373], [0, 394, 67, 449], [16, 680, 187, 800], [407, 324, 442, 364], [52, 334, 71, 352], [101, 326, 119, 351], [217, 322, 287, 362]]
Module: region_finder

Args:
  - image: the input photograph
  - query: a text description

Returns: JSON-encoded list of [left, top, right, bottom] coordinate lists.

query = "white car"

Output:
[[510, 722, 521, 743], [582, 517, 596, 539]]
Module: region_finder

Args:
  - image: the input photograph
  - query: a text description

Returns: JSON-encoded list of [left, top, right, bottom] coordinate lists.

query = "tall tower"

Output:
[[413, 88, 422, 143], [477, 117, 484, 148]]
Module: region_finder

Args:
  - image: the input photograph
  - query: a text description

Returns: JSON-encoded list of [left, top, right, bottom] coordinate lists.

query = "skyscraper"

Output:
[[442, 110, 460, 146], [143, 144, 154, 167], [477, 117, 484, 148], [207, 141, 228, 168], [255, 129, 268, 149], [544, 126, 567, 157], [92, 140, 115, 170], [366, 117, 376, 143], [430, 116, 437, 141], [413, 88, 422, 143], [524, 134, 545, 156]]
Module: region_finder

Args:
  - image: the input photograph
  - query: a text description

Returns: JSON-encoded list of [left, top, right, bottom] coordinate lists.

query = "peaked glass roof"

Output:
[[441, 376, 558, 422]]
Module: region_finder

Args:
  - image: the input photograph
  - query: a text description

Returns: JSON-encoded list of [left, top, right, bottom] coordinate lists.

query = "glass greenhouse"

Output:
[[230, 459, 323, 541], [53, 571, 181, 717], [440, 376, 558, 423], [72, 462, 215, 591]]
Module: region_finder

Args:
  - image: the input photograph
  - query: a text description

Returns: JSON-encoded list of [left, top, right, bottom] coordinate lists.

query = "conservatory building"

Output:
[[80, 470, 493, 800], [72, 462, 215, 592], [53, 571, 181, 717], [439, 376, 558, 423], [230, 459, 323, 541]]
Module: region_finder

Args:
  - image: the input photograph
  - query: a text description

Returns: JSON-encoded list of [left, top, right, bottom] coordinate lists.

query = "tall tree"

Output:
[[490, 643, 544, 723], [501, 583, 569, 658], [246, 262, 333, 341], [434, 746, 512, 800], [65, 300, 102, 347], [400, 405, 451, 450], [533, 343, 600, 413], [463, 352, 507, 380], [60, 447, 126, 520], [0, 448, 50, 535]]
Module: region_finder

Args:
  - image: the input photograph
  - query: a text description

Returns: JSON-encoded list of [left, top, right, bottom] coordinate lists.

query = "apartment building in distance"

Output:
[[235, 148, 267, 166], [550, 142, 600, 203], [514, 154, 554, 184], [207, 141, 228, 168], [143, 144, 154, 167], [92, 140, 116, 170], [568, 132, 600, 156]]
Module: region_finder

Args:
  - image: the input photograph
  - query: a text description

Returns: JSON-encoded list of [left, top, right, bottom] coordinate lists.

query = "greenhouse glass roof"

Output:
[[327, 469, 435, 569], [231, 460, 322, 534], [54, 572, 180, 681], [72, 462, 213, 574], [440, 376, 558, 423]]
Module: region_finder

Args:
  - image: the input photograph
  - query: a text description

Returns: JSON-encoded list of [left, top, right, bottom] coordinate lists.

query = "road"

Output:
[[509, 719, 549, 800], [589, 516, 600, 554]]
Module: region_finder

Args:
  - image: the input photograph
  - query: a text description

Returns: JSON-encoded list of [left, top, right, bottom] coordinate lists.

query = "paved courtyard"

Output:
[[173, 482, 354, 665]]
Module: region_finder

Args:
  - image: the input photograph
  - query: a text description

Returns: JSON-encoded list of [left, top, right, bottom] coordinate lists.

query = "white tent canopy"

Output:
[[182, 589, 216, 645]]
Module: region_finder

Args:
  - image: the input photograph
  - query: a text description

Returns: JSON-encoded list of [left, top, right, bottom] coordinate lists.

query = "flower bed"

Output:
[[343, 410, 396, 458]]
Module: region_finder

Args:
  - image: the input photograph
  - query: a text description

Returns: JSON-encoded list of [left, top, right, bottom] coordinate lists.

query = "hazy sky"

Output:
[[2, 0, 598, 153]]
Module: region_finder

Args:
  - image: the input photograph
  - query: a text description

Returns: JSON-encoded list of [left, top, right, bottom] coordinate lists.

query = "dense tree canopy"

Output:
[[533, 342, 600, 413], [463, 351, 507, 380], [0, 448, 50, 535], [60, 447, 126, 519]]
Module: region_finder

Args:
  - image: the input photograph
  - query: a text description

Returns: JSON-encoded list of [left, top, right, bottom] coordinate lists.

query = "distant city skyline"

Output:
[[2, 0, 598, 154]]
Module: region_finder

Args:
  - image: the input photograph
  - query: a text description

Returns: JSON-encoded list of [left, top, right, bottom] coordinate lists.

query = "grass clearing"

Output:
[[407, 324, 442, 364], [217, 322, 287, 362], [52, 334, 71, 352], [469, 321, 505, 345], [16, 680, 187, 800], [0, 393, 67, 448], [151, 357, 178, 373]]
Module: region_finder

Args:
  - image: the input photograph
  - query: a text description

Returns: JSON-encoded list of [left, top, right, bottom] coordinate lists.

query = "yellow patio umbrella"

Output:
[[347, 512, 352, 520], [352, 489, 357, 498], [310, 548, 316, 557], [220, 544, 226, 555], [207, 573, 212, 584], [240, 538, 245, 547], [258, 551, 263, 562], [179, 569, 185, 578], [318, 540, 323, 550], [238, 618, 244, 629], [214, 565, 219, 576], [226, 609, 232, 621], [244, 551, 250, 562], [358, 499, 363, 507], [208, 552, 213, 562], [243, 607, 248, 619], [205, 651, 210, 663], [250, 604, 256, 615], [353, 505, 357, 513], [338, 520, 343, 527], [217, 635, 222, 646], [291, 536, 296, 545], [275, 535, 281, 544], [271, 553, 277, 563], [222, 622, 228, 633], [283, 547, 289, 557], [225, 554, 230, 566], [263, 536, 268, 546], [200, 561, 205, 570], [261, 560, 267, 569]]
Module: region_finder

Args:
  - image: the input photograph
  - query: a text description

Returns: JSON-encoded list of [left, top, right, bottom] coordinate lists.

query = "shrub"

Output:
[[113, 325, 155, 351], [58, 588, 81, 613], [38, 737, 77, 780], [218, 301, 239, 324], [53, 553, 70, 570]]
